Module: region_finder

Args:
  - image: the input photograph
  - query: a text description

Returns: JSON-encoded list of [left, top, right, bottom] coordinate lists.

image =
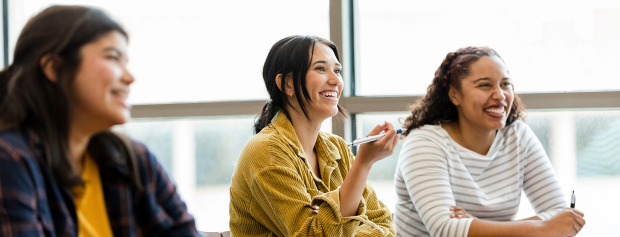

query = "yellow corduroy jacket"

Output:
[[229, 112, 395, 237]]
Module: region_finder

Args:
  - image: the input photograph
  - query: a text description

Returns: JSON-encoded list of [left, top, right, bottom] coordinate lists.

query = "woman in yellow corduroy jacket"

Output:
[[229, 35, 398, 237]]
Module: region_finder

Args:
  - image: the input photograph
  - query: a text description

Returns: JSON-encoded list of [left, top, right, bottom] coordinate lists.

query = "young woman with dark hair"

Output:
[[394, 47, 585, 237], [229, 35, 397, 237], [0, 5, 199, 236]]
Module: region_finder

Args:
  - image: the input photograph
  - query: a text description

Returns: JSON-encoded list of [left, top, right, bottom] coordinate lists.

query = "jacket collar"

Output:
[[269, 111, 341, 163]]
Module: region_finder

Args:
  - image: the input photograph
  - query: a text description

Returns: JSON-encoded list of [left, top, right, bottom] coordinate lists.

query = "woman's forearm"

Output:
[[517, 216, 541, 221], [338, 158, 373, 217], [468, 219, 542, 237]]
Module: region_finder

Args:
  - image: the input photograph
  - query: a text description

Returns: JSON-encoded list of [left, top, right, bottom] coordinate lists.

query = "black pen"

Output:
[[570, 190, 576, 208]]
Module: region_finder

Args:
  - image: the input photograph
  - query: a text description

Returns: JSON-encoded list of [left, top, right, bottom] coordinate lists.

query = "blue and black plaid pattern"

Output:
[[0, 129, 201, 237]]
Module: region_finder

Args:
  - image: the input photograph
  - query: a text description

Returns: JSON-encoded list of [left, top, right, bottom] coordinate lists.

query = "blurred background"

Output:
[[3, 0, 619, 236]]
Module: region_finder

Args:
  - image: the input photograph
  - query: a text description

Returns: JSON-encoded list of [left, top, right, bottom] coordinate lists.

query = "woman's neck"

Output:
[[444, 119, 496, 156], [285, 108, 323, 157]]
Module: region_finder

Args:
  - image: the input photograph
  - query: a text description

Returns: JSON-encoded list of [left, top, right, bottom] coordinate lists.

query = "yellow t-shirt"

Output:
[[72, 155, 114, 237]]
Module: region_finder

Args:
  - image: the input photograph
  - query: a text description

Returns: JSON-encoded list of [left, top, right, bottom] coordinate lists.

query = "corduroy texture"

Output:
[[229, 112, 395, 237]]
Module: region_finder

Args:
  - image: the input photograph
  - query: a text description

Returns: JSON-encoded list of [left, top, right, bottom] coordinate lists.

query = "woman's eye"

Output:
[[503, 82, 512, 87], [478, 83, 490, 87], [334, 69, 342, 75], [316, 66, 325, 72], [107, 55, 119, 61]]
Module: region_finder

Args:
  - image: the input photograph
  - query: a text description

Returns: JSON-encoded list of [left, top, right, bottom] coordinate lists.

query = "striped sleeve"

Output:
[[520, 124, 567, 220], [398, 133, 472, 237]]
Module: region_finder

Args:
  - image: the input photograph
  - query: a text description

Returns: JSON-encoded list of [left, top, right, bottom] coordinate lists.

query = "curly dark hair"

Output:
[[402, 46, 525, 136]]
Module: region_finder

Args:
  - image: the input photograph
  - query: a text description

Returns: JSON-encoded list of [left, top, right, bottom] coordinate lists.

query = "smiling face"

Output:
[[287, 42, 344, 122], [449, 56, 514, 132], [304, 43, 344, 121], [71, 30, 134, 129]]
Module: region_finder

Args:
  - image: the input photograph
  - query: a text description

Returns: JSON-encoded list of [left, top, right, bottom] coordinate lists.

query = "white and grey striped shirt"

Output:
[[394, 120, 566, 237]]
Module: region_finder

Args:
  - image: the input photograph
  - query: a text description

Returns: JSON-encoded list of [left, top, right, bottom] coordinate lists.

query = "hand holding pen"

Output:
[[353, 121, 400, 165], [540, 190, 585, 236], [348, 128, 407, 147]]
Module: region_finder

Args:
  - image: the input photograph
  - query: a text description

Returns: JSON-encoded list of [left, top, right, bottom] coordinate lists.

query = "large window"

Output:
[[357, 0, 620, 96], [10, 0, 330, 104]]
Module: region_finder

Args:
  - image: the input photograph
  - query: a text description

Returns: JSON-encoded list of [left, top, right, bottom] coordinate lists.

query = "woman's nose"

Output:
[[328, 71, 342, 86], [492, 86, 506, 101], [122, 67, 135, 85]]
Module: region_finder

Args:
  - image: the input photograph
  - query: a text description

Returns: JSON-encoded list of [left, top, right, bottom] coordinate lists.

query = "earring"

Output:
[[289, 93, 293, 98]]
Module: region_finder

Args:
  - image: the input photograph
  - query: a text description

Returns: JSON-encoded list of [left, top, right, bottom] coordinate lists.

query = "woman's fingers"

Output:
[[571, 208, 584, 217], [574, 213, 586, 228], [391, 130, 400, 150], [356, 122, 401, 164], [449, 206, 475, 219], [368, 122, 387, 136], [380, 122, 397, 147]]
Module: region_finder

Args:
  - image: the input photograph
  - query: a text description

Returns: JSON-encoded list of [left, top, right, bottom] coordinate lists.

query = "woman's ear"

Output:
[[275, 73, 295, 97], [39, 54, 61, 83], [448, 85, 461, 106]]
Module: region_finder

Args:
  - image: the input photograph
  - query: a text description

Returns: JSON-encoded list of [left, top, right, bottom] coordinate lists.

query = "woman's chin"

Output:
[[327, 108, 339, 118], [487, 121, 507, 131], [109, 110, 131, 126]]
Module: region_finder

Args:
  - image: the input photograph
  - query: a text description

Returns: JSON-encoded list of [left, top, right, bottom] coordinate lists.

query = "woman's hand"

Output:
[[339, 121, 399, 217], [355, 121, 399, 166], [540, 208, 585, 237], [449, 206, 477, 219]]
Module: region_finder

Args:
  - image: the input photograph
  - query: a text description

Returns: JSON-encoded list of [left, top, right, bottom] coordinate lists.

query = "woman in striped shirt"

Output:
[[394, 47, 585, 237]]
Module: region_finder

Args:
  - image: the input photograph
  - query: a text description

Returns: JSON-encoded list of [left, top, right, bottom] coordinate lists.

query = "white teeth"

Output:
[[321, 91, 337, 98], [484, 108, 504, 114]]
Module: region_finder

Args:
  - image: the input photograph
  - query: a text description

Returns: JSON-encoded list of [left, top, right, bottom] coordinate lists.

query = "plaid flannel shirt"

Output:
[[0, 129, 201, 237]]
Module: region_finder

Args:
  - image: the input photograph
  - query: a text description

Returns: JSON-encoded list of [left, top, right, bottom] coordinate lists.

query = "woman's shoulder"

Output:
[[96, 132, 161, 176], [408, 123, 444, 135], [403, 124, 449, 145], [501, 119, 533, 139], [0, 129, 46, 195], [0, 129, 39, 163], [235, 126, 298, 173], [240, 126, 284, 157]]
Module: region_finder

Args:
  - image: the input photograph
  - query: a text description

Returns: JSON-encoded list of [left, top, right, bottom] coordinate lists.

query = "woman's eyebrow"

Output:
[[473, 77, 511, 83], [473, 78, 490, 83], [311, 60, 327, 66], [103, 47, 122, 55], [311, 60, 342, 67]]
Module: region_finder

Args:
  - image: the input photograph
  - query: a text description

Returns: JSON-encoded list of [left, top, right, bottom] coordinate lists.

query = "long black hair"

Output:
[[254, 35, 347, 134], [0, 5, 142, 190]]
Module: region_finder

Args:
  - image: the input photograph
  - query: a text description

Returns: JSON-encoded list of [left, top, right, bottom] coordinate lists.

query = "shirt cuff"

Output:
[[311, 187, 386, 236]]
